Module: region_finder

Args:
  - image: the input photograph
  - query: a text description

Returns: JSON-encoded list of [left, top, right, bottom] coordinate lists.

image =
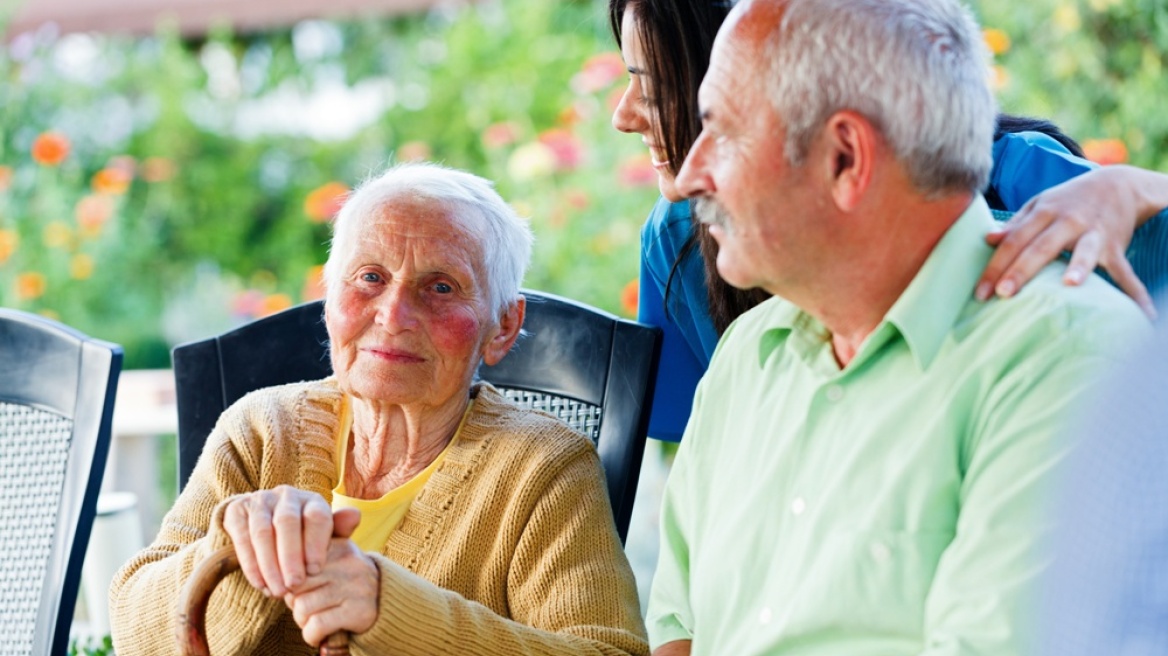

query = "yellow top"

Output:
[[331, 395, 474, 552]]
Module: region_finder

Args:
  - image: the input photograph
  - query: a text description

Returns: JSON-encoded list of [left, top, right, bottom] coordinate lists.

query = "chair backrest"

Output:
[[172, 290, 661, 541], [0, 308, 122, 655]]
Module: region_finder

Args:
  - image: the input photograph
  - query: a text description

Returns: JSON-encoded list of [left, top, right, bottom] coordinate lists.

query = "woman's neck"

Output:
[[344, 394, 469, 499]]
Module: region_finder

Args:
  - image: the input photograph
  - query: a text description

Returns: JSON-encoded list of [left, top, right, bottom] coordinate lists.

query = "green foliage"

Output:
[[0, 0, 654, 367], [69, 633, 114, 656], [1, 0, 1163, 368], [973, 0, 1168, 169]]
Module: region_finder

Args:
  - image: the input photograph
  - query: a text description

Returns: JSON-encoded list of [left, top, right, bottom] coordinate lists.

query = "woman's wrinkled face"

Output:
[[611, 7, 683, 202], [325, 195, 504, 409]]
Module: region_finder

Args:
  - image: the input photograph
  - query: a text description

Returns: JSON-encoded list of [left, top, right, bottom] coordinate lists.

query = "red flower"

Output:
[[31, 132, 70, 166], [619, 154, 658, 188], [572, 52, 626, 94], [482, 122, 521, 149]]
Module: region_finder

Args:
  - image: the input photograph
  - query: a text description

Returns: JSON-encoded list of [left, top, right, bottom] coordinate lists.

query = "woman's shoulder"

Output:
[[641, 197, 694, 257]]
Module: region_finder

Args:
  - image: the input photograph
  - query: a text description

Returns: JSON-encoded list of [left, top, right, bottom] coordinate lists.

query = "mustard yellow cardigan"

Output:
[[109, 380, 648, 656]]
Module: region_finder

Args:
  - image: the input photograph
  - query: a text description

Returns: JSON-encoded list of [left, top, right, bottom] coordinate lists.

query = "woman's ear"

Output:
[[482, 295, 526, 366]]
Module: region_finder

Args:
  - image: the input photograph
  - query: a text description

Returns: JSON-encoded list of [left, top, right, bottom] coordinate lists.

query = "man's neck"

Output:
[[790, 191, 974, 369]]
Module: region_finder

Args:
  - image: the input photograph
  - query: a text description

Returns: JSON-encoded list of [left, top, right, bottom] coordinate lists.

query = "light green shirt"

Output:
[[646, 198, 1148, 656]]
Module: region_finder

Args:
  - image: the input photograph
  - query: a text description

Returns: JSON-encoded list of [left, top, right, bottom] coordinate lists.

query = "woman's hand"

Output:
[[283, 536, 381, 647], [976, 165, 1166, 319], [221, 486, 359, 597]]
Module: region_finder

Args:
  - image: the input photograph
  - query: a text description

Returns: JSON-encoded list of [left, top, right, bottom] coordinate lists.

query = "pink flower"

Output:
[[482, 122, 521, 149], [619, 154, 658, 187], [538, 128, 584, 171], [571, 52, 626, 94]]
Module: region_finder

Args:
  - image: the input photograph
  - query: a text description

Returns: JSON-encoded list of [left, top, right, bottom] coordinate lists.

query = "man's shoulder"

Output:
[[960, 265, 1148, 359]]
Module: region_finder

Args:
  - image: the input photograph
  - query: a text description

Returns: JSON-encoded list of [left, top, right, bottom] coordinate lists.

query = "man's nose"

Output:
[[675, 131, 714, 198]]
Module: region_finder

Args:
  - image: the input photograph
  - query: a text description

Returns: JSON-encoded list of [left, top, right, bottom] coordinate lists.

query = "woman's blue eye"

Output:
[[360, 272, 382, 283], [434, 282, 453, 294]]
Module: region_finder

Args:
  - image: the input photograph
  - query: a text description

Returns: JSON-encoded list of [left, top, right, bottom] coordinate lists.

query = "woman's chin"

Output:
[[658, 176, 685, 203]]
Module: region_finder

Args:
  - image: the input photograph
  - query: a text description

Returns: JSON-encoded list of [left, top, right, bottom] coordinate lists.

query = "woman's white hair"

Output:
[[762, 0, 996, 195], [323, 162, 533, 316]]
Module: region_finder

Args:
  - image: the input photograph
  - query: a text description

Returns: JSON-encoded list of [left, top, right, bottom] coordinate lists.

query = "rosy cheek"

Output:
[[428, 308, 484, 359]]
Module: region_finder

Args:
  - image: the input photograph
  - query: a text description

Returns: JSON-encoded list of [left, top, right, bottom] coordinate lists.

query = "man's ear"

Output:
[[483, 295, 526, 366], [821, 110, 876, 212]]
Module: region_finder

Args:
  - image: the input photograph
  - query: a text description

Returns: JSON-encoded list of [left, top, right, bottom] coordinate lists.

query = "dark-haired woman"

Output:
[[610, 0, 1168, 441]]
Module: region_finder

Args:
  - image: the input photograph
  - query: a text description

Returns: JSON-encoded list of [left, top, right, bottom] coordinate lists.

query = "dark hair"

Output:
[[995, 113, 1085, 158], [611, 0, 766, 334], [611, 4, 1086, 335]]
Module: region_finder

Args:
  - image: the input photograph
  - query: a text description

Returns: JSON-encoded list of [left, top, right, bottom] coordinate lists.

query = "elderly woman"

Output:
[[109, 162, 648, 656]]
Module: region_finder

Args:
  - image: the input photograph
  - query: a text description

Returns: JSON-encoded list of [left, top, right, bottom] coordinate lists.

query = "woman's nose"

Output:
[[611, 81, 649, 135], [375, 285, 420, 332]]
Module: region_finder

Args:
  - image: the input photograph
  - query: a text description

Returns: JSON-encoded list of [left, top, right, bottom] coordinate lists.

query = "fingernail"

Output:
[[307, 563, 321, 576], [996, 280, 1016, 298], [261, 587, 271, 598], [1065, 268, 1085, 285], [975, 282, 992, 301]]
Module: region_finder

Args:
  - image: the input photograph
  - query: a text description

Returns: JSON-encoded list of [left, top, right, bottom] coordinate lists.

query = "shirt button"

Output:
[[791, 497, 806, 515], [825, 385, 844, 402], [870, 542, 891, 563], [759, 606, 773, 625]]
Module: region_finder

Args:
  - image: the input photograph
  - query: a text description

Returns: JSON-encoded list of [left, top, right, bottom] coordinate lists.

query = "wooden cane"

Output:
[[176, 544, 351, 656]]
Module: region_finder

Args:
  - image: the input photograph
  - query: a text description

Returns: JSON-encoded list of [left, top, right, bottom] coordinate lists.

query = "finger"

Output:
[[273, 489, 307, 590], [332, 507, 362, 540], [223, 500, 266, 592], [978, 207, 1056, 300], [1105, 256, 1157, 320], [247, 492, 285, 596], [301, 495, 335, 577], [994, 222, 1079, 299], [1062, 230, 1103, 287], [984, 229, 1007, 246]]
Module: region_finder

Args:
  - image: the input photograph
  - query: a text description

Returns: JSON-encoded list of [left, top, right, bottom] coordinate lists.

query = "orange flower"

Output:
[[259, 293, 293, 317], [75, 194, 115, 234], [304, 182, 350, 223], [70, 253, 94, 280], [92, 167, 132, 195], [302, 264, 326, 302], [1082, 139, 1129, 166], [397, 141, 432, 163], [15, 272, 47, 300], [0, 165, 12, 192], [0, 229, 17, 263], [31, 132, 70, 166], [982, 28, 1011, 56], [142, 156, 176, 182], [990, 65, 1009, 91], [563, 188, 591, 211], [620, 279, 639, 317]]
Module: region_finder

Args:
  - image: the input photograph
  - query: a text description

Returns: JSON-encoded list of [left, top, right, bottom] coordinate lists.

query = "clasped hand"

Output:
[[222, 485, 379, 646]]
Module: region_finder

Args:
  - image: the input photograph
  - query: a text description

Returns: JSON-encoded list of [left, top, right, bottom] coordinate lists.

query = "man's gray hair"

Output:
[[763, 0, 996, 195], [324, 162, 533, 316]]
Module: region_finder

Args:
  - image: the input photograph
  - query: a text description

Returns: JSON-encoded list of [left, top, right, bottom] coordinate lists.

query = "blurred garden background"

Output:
[[1, 0, 1165, 369]]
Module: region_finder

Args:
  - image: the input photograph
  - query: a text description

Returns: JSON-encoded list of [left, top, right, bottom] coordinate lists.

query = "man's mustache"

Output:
[[693, 196, 730, 229]]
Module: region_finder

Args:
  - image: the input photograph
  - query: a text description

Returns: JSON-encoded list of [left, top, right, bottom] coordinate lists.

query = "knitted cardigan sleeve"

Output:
[[108, 384, 336, 656], [356, 438, 649, 656]]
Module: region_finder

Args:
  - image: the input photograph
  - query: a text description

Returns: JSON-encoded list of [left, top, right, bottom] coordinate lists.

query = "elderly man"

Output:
[[645, 1, 1148, 655]]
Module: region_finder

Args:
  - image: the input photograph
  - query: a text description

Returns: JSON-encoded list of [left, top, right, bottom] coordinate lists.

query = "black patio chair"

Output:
[[172, 290, 661, 542], [0, 308, 123, 655]]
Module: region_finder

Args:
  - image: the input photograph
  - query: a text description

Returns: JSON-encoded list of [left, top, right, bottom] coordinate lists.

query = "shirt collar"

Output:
[[755, 197, 996, 371], [883, 196, 996, 370]]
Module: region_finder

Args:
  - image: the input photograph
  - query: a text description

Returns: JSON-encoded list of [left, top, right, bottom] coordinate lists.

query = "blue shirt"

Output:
[[638, 131, 1168, 441]]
